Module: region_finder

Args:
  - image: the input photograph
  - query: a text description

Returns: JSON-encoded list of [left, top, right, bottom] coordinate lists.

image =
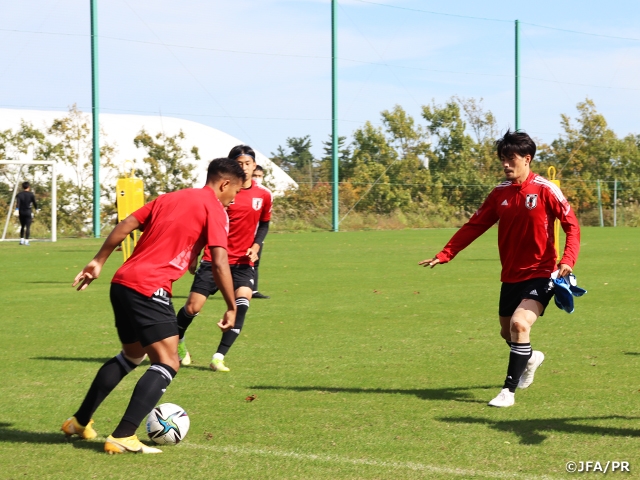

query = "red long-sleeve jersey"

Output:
[[202, 180, 272, 266], [435, 172, 580, 283]]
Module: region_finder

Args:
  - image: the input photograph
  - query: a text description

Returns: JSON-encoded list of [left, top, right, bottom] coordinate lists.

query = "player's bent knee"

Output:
[[510, 321, 529, 334], [184, 302, 201, 316]]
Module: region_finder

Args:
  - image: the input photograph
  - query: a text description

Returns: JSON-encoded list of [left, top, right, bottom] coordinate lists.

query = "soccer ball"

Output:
[[146, 403, 190, 445]]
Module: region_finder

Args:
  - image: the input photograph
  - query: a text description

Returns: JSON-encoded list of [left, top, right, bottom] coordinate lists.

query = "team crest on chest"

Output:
[[525, 194, 538, 210], [252, 198, 263, 211]]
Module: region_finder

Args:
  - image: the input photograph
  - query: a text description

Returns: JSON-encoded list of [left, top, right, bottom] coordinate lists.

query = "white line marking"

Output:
[[184, 443, 558, 479]]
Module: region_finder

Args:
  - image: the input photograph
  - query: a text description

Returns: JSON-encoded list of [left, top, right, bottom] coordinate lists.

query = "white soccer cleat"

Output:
[[488, 388, 515, 408], [518, 350, 545, 389]]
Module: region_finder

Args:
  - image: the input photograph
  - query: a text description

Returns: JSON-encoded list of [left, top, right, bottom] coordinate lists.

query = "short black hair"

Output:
[[495, 129, 536, 160], [207, 157, 246, 183], [254, 165, 264, 172], [228, 145, 256, 161], [22, 181, 30, 189]]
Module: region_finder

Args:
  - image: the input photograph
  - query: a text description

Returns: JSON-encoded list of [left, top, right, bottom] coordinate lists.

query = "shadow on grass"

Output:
[[0, 422, 102, 452], [437, 415, 640, 445], [31, 356, 112, 364], [623, 352, 640, 356], [249, 385, 499, 404]]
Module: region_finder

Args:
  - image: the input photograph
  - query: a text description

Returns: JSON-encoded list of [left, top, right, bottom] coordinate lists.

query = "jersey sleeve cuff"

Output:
[[558, 257, 575, 268], [435, 252, 450, 263]]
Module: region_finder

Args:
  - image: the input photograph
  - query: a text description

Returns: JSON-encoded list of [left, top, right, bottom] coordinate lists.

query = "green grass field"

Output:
[[1, 227, 639, 479]]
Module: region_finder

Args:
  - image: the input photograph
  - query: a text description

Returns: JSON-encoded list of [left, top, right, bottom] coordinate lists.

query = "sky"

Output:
[[1, 0, 639, 159]]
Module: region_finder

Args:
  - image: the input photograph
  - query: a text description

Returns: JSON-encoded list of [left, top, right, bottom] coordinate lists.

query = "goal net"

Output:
[[0, 161, 57, 242]]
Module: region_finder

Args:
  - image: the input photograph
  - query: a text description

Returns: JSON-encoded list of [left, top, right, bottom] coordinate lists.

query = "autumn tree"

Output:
[[133, 130, 199, 200]]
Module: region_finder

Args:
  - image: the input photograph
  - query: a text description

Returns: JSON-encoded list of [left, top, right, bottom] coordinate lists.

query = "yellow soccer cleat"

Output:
[[104, 435, 162, 454], [210, 354, 230, 372], [177, 340, 191, 366], [61, 417, 97, 440]]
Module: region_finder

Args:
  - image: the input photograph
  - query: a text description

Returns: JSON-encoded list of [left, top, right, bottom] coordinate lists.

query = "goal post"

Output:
[[0, 160, 57, 242]]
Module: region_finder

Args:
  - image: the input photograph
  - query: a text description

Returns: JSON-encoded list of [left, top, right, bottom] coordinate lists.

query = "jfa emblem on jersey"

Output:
[[252, 198, 263, 211], [525, 194, 538, 210]]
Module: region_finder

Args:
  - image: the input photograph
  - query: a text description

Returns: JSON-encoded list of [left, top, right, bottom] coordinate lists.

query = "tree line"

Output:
[[1, 98, 639, 237], [271, 97, 640, 229]]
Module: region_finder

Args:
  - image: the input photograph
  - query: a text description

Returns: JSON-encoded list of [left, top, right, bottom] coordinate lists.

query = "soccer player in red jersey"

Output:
[[176, 145, 273, 372], [61, 158, 245, 453], [419, 130, 580, 408], [251, 165, 270, 299]]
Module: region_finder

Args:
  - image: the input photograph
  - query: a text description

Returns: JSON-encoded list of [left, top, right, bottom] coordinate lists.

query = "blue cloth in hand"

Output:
[[553, 273, 587, 314]]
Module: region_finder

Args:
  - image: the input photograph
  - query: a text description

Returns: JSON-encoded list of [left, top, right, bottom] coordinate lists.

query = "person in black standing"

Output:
[[15, 182, 38, 246]]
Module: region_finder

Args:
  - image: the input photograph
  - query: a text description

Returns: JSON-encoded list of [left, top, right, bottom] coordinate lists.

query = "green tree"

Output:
[[422, 99, 493, 212], [133, 129, 199, 200], [270, 136, 316, 186], [543, 99, 621, 214], [318, 134, 352, 182], [48, 105, 116, 235]]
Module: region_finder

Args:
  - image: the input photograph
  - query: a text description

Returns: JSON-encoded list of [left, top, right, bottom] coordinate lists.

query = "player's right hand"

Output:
[[73, 260, 102, 291], [418, 257, 440, 268], [217, 309, 237, 332]]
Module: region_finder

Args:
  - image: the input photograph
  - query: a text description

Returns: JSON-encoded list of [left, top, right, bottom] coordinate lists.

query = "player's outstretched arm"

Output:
[[418, 257, 441, 268], [72, 215, 141, 291], [210, 246, 237, 332]]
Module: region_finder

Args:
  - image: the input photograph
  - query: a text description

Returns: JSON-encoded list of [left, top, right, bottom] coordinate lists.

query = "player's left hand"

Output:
[[73, 260, 102, 291], [557, 263, 573, 278], [217, 309, 237, 332], [246, 244, 260, 263]]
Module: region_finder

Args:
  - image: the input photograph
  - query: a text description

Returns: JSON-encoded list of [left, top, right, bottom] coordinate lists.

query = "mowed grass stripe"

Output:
[[185, 443, 559, 479]]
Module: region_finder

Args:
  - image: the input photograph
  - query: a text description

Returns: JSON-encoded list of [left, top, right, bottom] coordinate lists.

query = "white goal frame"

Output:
[[1, 160, 57, 242]]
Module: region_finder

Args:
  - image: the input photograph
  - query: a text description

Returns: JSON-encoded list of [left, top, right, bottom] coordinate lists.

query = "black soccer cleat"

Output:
[[252, 291, 270, 299]]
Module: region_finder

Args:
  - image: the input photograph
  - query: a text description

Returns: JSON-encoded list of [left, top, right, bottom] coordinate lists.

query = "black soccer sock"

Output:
[[74, 353, 138, 426], [503, 342, 532, 393], [112, 363, 177, 438], [216, 298, 249, 356], [176, 307, 198, 339], [505, 340, 513, 348]]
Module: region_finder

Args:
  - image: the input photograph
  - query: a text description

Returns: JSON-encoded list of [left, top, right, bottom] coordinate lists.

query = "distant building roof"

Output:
[[0, 108, 297, 194]]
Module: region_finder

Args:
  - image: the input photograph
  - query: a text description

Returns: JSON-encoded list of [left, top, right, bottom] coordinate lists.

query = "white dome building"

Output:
[[0, 108, 297, 194]]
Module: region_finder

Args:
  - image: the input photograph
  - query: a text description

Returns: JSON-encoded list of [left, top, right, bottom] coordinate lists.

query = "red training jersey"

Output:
[[202, 180, 272, 266], [112, 187, 229, 297], [435, 171, 580, 283]]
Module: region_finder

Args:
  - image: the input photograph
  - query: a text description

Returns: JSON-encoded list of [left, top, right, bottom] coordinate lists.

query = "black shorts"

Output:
[[499, 277, 555, 317], [190, 261, 255, 297], [110, 283, 179, 347]]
